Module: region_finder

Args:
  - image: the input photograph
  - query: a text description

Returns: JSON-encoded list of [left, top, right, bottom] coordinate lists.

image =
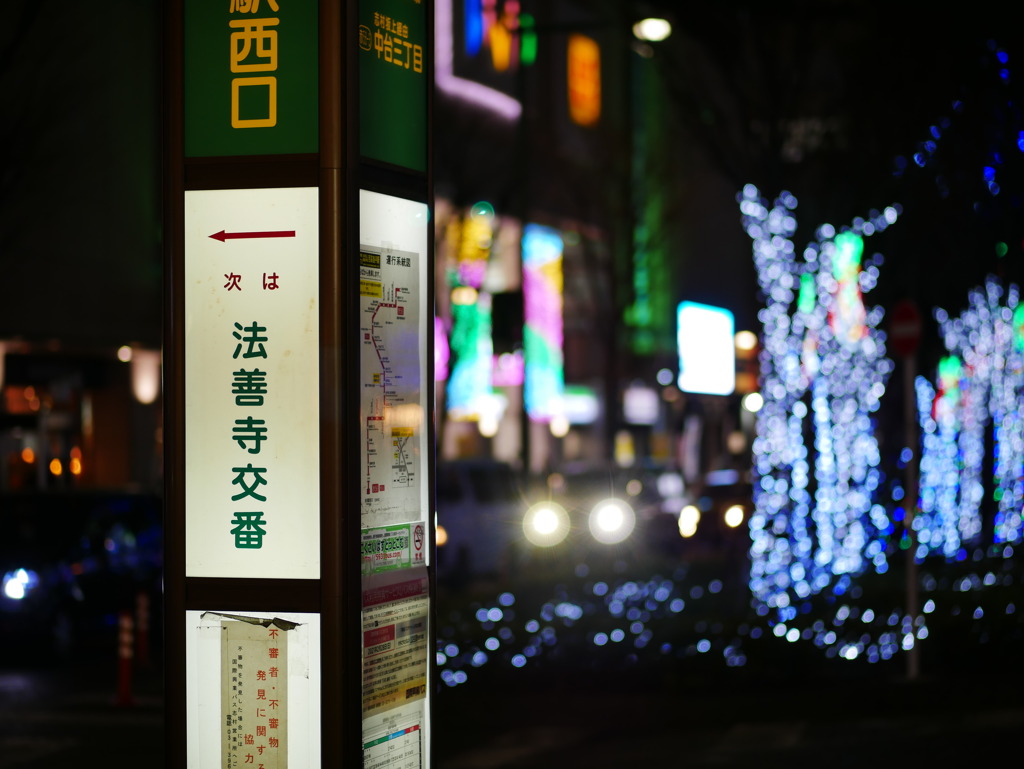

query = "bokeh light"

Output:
[[723, 505, 745, 529], [740, 185, 895, 619], [523, 501, 571, 547], [916, 278, 1024, 554], [678, 505, 700, 537], [588, 498, 636, 544]]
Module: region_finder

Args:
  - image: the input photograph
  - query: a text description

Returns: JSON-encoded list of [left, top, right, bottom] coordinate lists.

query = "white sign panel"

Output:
[[360, 570, 430, 769], [359, 190, 432, 769], [359, 190, 429, 532], [186, 610, 321, 768], [185, 187, 320, 579]]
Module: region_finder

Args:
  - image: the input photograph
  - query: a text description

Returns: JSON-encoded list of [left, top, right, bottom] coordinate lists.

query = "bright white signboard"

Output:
[[185, 187, 320, 579], [677, 301, 736, 396]]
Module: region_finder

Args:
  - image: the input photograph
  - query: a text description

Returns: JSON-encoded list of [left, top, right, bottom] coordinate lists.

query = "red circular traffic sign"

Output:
[[889, 299, 922, 358]]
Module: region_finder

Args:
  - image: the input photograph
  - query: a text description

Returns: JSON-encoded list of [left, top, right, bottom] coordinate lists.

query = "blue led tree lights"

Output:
[[739, 185, 897, 620], [915, 278, 1024, 558]]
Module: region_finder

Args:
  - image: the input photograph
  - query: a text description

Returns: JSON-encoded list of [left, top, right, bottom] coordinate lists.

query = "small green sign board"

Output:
[[359, 0, 428, 172], [184, 0, 318, 158]]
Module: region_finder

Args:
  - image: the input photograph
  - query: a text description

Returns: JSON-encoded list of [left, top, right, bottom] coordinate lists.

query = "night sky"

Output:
[[2, 1, 1021, 362], [0, 1, 162, 349], [643, 3, 1024, 344]]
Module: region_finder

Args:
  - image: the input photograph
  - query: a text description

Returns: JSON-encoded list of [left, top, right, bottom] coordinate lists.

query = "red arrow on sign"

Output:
[[209, 229, 296, 242]]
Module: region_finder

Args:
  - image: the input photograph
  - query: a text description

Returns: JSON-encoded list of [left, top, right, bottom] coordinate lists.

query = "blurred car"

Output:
[[434, 459, 528, 586], [527, 462, 685, 557], [0, 492, 162, 664], [676, 468, 754, 556], [548, 463, 753, 560]]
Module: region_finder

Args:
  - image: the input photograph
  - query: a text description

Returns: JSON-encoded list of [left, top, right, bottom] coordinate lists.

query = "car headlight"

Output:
[[588, 498, 635, 544], [724, 504, 745, 528], [523, 501, 570, 547], [3, 568, 41, 601]]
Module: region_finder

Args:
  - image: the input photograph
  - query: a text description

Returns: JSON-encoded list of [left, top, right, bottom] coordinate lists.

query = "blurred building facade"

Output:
[[0, 0, 795, 496], [0, 344, 162, 493], [432, 0, 758, 488], [0, 0, 163, 495]]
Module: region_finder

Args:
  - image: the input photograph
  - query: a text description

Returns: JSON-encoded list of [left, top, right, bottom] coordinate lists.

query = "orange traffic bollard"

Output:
[[136, 591, 150, 669]]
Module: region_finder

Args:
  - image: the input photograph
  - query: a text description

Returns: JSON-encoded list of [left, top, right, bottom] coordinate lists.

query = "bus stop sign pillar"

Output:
[[164, 2, 435, 767]]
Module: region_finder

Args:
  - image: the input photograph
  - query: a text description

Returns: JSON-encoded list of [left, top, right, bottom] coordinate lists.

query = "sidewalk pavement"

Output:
[[0, 659, 163, 768], [3, 655, 1021, 768]]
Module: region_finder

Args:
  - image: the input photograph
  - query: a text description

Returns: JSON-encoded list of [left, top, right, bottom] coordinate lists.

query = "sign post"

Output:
[[165, 2, 434, 767], [889, 298, 922, 682]]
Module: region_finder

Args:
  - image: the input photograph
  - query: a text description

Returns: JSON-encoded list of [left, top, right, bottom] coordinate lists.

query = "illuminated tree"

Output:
[[739, 184, 896, 620], [915, 278, 1024, 558]]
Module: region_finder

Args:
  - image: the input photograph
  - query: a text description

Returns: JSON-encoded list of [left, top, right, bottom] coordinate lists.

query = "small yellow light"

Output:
[[724, 504, 745, 528], [450, 286, 479, 306], [549, 415, 569, 438], [436, 524, 448, 547], [678, 505, 701, 538], [735, 330, 759, 351], [70, 457, 83, 476], [21, 447, 35, 464], [49, 458, 63, 477]]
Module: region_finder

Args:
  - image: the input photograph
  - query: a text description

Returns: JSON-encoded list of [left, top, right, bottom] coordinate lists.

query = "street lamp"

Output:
[[632, 18, 672, 43]]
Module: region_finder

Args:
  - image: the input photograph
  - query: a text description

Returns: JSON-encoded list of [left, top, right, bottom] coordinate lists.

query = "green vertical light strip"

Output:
[[626, 52, 674, 356], [519, 14, 538, 66]]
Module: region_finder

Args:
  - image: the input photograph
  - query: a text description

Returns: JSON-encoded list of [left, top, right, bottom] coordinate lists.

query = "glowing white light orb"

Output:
[[523, 501, 570, 547], [742, 392, 764, 412], [478, 413, 499, 438], [2, 568, 36, 601], [632, 18, 672, 42], [588, 498, 635, 544], [3, 577, 25, 601]]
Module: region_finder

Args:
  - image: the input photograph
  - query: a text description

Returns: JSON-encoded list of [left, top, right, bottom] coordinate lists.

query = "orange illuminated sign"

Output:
[[567, 34, 600, 126]]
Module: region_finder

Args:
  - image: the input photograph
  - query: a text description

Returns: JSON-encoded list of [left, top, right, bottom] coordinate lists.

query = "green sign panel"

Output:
[[359, 0, 428, 172], [185, 0, 318, 158]]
